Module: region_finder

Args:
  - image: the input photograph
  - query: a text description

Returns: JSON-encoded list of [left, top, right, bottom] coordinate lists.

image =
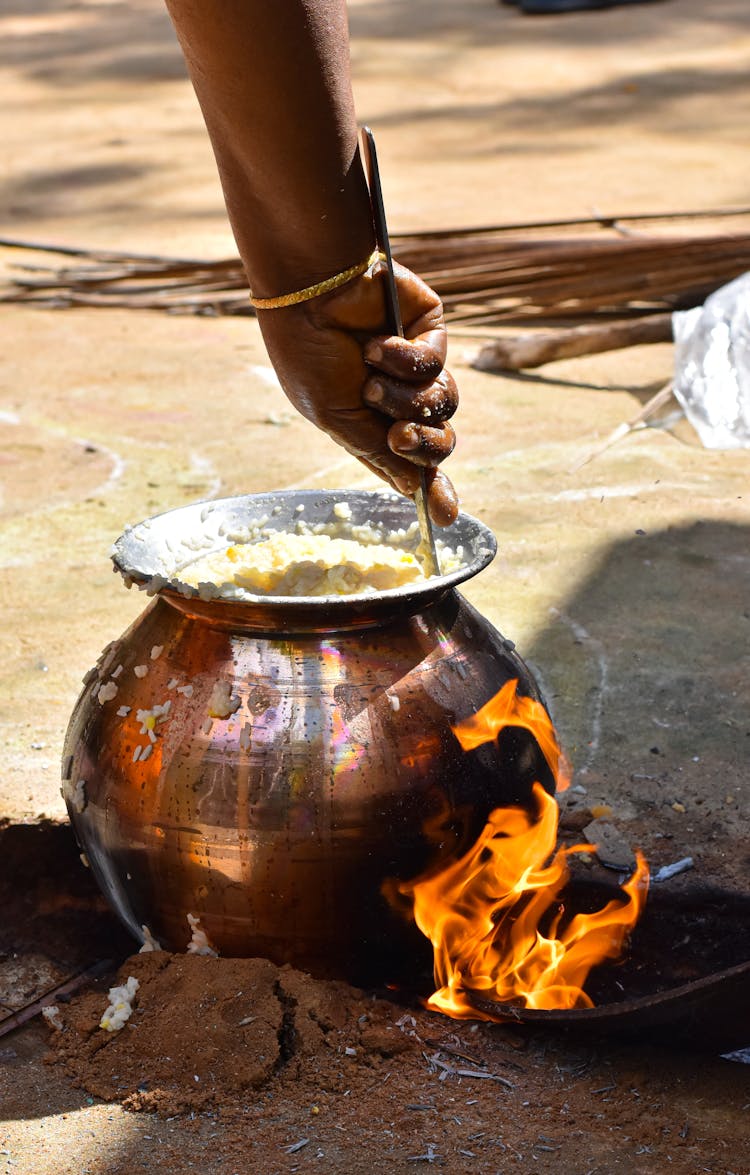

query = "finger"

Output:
[[363, 368, 458, 424], [388, 421, 456, 467], [364, 332, 445, 383], [362, 264, 447, 377], [390, 261, 446, 349], [425, 468, 460, 527], [392, 468, 459, 528]]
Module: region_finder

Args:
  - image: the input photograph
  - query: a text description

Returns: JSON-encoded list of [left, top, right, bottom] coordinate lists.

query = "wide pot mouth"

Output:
[[111, 489, 496, 618]]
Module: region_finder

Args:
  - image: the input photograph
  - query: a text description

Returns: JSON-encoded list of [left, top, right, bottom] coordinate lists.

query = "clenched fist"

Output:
[[257, 258, 459, 526]]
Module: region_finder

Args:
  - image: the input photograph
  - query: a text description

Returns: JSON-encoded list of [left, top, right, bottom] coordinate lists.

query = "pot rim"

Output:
[[111, 488, 497, 612]]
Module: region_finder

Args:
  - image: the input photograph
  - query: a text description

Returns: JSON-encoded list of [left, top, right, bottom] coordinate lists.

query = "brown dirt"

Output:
[[37, 950, 750, 1174]]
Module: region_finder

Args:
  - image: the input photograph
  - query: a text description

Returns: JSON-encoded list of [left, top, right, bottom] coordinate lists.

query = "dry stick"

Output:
[[403, 237, 750, 291], [3, 207, 750, 262], [0, 286, 245, 306], [472, 314, 674, 372], [0, 290, 254, 313], [441, 238, 750, 273], [423, 1051, 515, 1089], [422, 1039, 487, 1067], [4, 270, 248, 296], [443, 265, 741, 324], [0, 236, 211, 266], [568, 382, 677, 474], [415, 233, 750, 269], [0, 959, 113, 1040], [412, 249, 750, 285], [439, 271, 750, 320], [6, 272, 228, 292], [390, 205, 750, 240], [438, 248, 750, 307]]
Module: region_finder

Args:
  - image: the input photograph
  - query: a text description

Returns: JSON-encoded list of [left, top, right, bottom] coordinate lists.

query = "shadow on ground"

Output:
[[524, 518, 749, 891]]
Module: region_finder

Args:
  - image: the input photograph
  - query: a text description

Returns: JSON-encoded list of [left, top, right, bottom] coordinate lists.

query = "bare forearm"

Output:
[[165, 0, 375, 298], [165, 0, 459, 524]]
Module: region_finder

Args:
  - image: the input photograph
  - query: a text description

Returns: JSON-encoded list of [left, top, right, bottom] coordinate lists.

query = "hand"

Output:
[[255, 259, 459, 526]]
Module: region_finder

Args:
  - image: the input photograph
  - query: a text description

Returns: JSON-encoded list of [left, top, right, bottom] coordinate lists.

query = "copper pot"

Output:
[[63, 490, 554, 982]]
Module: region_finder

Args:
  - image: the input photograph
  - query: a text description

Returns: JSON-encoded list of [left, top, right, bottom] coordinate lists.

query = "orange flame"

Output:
[[398, 679, 649, 1019], [452, 677, 570, 791]]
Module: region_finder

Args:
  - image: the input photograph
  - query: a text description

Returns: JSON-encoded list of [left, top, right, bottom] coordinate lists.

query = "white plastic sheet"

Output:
[[672, 272, 750, 449]]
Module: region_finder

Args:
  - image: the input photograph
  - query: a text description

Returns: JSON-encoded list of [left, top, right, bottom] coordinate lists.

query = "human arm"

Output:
[[164, 0, 458, 524]]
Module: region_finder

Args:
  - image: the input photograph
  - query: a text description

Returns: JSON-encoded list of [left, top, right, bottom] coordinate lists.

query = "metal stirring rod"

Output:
[[360, 126, 440, 578]]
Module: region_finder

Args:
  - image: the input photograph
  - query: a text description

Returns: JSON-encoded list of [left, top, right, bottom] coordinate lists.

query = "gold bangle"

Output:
[[249, 247, 383, 310]]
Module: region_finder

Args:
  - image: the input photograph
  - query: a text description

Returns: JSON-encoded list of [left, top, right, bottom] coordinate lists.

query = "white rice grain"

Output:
[[97, 681, 118, 704]]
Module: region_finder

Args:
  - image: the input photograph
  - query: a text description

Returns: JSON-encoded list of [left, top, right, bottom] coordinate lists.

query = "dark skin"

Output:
[[164, 0, 459, 525]]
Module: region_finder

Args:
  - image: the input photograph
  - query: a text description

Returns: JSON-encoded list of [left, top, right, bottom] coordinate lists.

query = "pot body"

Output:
[[64, 590, 554, 982], [63, 491, 555, 983]]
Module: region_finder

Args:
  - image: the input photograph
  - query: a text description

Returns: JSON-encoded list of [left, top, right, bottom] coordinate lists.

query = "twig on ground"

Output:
[[406, 1143, 440, 1163], [454, 1069, 515, 1088], [568, 381, 676, 473], [421, 1038, 486, 1067], [422, 1050, 514, 1089], [0, 959, 113, 1039], [283, 1139, 310, 1154]]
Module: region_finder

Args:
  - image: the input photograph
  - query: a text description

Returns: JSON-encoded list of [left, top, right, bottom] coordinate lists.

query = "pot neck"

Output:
[[158, 583, 457, 635]]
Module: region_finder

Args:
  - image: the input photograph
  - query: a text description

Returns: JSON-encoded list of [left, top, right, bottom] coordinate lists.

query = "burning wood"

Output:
[[395, 680, 649, 1019]]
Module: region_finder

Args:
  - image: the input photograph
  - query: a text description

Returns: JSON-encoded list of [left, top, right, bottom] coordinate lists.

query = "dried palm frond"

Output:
[[2, 208, 749, 328]]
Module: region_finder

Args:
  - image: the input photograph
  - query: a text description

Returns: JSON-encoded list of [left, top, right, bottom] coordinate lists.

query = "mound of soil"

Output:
[[46, 952, 416, 1115]]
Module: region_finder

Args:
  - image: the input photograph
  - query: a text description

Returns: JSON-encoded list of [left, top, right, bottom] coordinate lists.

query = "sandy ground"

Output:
[[1, 0, 749, 1171]]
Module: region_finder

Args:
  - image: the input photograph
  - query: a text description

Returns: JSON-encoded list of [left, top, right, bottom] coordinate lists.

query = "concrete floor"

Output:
[[1, 0, 749, 1170]]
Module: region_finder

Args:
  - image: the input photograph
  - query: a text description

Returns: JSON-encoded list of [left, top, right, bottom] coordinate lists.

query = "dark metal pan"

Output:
[[469, 959, 750, 1054], [467, 883, 750, 1052]]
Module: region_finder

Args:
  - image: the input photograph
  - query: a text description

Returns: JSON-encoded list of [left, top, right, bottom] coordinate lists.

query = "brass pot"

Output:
[[63, 490, 554, 982]]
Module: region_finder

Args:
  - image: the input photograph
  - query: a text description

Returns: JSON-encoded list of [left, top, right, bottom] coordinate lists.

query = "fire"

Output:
[[452, 678, 571, 792], [398, 679, 649, 1020]]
